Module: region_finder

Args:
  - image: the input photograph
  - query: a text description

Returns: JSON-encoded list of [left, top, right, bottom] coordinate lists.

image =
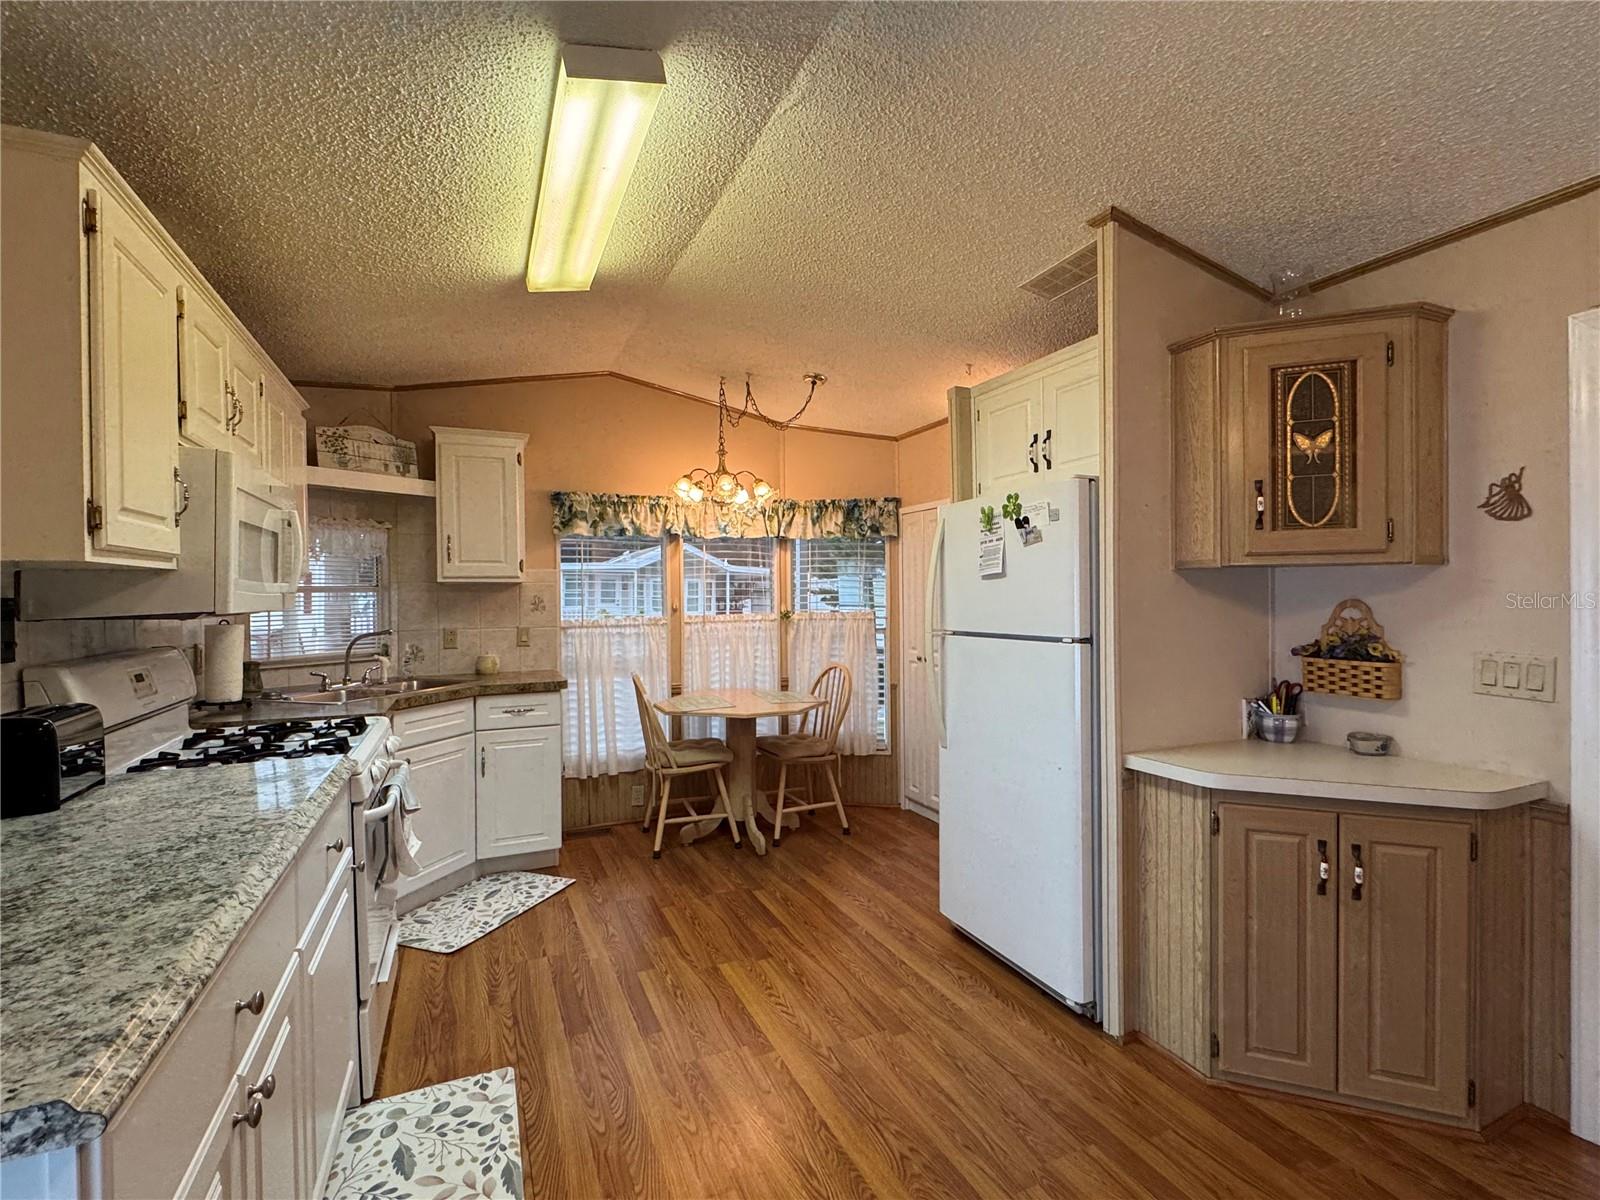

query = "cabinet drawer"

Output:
[[296, 794, 353, 934], [476, 692, 561, 730], [391, 698, 474, 746]]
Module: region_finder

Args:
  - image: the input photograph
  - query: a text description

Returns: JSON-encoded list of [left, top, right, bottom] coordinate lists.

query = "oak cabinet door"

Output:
[[477, 725, 562, 857], [1338, 813, 1472, 1116], [394, 731, 477, 900], [1216, 802, 1338, 1090], [972, 376, 1043, 498], [87, 183, 182, 559], [179, 285, 234, 450]]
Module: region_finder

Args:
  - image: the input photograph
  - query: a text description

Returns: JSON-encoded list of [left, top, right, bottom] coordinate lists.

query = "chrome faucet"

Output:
[[342, 628, 394, 687]]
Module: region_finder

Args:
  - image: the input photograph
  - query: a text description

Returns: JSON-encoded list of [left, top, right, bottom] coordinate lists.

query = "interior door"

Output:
[[477, 726, 562, 856], [972, 375, 1042, 498], [87, 184, 182, 559], [179, 285, 233, 450], [394, 732, 476, 900], [1338, 813, 1472, 1116], [1216, 802, 1339, 1091], [899, 507, 941, 813]]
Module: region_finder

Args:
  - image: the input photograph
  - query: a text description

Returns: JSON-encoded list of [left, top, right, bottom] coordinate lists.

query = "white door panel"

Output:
[[899, 508, 940, 812]]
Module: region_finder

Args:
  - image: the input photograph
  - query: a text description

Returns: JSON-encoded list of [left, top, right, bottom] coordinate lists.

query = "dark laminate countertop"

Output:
[[189, 669, 567, 727]]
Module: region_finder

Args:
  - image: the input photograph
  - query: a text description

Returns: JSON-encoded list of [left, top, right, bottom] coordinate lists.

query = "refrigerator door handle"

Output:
[[926, 508, 949, 749]]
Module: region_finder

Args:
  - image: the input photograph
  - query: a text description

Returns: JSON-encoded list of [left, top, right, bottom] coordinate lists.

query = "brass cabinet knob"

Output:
[[231, 1098, 263, 1129], [234, 989, 265, 1016]]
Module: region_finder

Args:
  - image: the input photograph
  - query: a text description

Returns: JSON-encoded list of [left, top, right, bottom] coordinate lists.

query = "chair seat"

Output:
[[756, 734, 833, 760], [666, 738, 734, 767]]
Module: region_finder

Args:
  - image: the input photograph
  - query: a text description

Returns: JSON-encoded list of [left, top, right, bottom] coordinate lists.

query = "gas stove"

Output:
[[127, 716, 371, 772]]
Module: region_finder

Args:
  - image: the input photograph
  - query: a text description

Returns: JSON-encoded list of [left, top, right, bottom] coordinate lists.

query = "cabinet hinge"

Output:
[[1470, 832, 1479, 862], [1386, 340, 1394, 367], [81, 197, 98, 236], [1210, 810, 1220, 836], [86, 498, 104, 533], [1210, 1032, 1220, 1058], [1386, 518, 1395, 543], [1467, 1080, 1476, 1108], [178, 397, 188, 426], [518, 558, 525, 573]]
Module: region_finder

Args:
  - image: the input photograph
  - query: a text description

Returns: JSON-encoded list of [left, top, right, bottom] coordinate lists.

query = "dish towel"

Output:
[[378, 751, 424, 882]]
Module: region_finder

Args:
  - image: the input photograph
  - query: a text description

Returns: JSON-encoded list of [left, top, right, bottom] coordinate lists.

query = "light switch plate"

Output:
[[441, 628, 459, 650], [1473, 652, 1556, 702]]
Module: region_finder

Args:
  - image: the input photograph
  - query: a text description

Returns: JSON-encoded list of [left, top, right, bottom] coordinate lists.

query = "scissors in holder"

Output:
[[1271, 680, 1303, 716]]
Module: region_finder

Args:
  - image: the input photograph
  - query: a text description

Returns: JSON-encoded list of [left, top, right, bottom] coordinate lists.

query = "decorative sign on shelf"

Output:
[[1478, 466, 1533, 521]]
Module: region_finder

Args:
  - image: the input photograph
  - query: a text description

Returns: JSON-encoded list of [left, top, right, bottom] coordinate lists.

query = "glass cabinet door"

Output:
[[1236, 327, 1394, 558]]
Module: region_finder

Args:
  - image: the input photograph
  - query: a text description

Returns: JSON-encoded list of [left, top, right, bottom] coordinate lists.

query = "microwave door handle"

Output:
[[283, 508, 306, 589]]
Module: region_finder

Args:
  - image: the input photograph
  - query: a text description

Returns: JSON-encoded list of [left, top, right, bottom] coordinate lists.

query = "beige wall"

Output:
[[1269, 192, 1600, 803], [896, 421, 952, 507]]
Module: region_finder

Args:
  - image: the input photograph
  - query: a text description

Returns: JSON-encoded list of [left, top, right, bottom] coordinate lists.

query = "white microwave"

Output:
[[20, 447, 304, 619]]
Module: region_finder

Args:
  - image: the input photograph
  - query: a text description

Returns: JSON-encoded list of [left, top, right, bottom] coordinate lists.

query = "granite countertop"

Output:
[[0, 754, 356, 1161], [1123, 740, 1547, 810], [189, 669, 567, 727]]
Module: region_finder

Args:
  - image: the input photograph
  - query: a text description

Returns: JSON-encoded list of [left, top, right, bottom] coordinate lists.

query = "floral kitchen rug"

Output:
[[398, 871, 575, 954], [323, 1067, 523, 1199]]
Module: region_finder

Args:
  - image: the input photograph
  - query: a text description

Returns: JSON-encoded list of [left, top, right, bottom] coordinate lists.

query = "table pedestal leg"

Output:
[[681, 718, 767, 854]]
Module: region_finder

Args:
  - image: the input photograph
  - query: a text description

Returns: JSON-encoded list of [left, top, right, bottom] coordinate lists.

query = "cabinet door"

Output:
[[304, 882, 358, 1191], [179, 285, 234, 450], [87, 183, 182, 559], [1338, 813, 1472, 1116], [260, 385, 290, 486], [436, 432, 524, 580], [477, 725, 562, 857], [972, 376, 1042, 498], [1039, 352, 1099, 477], [1216, 802, 1338, 1091], [395, 731, 477, 899], [234, 958, 306, 1200], [1234, 325, 1393, 559], [173, 1081, 245, 1200], [899, 507, 940, 812], [227, 339, 266, 467]]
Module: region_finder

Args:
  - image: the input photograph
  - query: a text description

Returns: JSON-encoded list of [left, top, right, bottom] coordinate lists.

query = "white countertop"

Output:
[[1123, 740, 1547, 811]]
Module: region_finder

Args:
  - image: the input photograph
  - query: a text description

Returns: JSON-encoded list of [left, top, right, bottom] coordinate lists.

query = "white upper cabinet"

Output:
[[1, 126, 307, 568], [434, 426, 527, 582], [971, 335, 1100, 499]]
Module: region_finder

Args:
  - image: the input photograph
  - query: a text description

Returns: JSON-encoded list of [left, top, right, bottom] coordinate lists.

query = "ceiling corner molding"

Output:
[[291, 379, 397, 392], [1305, 175, 1600, 294], [1085, 205, 1273, 301], [895, 417, 950, 442]]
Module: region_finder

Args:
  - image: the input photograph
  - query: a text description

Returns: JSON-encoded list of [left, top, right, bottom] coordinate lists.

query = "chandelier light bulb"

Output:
[[674, 476, 692, 497], [716, 472, 736, 494], [752, 479, 771, 499], [688, 484, 705, 502], [734, 487, 750, 505]]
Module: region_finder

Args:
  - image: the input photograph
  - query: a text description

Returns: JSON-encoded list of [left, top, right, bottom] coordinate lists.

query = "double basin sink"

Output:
[[275, 676, 466, 705]]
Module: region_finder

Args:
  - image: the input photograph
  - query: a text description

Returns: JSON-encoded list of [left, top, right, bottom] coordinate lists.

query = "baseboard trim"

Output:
[[901, 797, 940, 823]]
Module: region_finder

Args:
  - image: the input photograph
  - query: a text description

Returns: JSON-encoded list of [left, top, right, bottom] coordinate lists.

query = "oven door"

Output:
[[219, 467, 304, 614], [359, 777, 402, 1001]]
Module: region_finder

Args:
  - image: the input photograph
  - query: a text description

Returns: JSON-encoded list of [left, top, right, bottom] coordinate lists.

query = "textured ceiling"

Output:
[[4, 1, 1596, 434]]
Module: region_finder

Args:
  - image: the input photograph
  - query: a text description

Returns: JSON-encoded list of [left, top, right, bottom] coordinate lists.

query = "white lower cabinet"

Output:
[[232, 958, 304, 1200], [477, 724, 562, 856], [393, 731, 478, 900]]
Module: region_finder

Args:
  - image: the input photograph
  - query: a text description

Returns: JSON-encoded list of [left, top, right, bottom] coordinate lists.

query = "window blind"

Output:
[[248, 540, 386, 660], [682, 537, 776, 616], [792, 538, 889, 748], [560, 536, 666, 622]]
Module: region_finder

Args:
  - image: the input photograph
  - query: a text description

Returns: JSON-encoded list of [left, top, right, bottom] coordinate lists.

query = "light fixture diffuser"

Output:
[[526, 44, 665, 292]]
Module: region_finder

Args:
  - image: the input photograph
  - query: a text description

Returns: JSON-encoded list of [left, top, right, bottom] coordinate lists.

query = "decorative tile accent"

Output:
[[323, 1068, 523, 1200], [398, 872, 574, 955]]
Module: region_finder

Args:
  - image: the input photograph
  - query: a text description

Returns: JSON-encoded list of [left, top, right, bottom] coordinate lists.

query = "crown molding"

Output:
[[1085, 205, 1272, 301]]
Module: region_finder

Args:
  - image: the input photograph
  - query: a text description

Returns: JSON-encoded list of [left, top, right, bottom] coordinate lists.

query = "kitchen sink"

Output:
[[275, 677, 467, 705]]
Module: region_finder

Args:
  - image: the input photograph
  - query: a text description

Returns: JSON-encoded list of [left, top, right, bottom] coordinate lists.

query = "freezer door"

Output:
[[940, 477, 1093, 639], [937, 634, 1096, 1008]]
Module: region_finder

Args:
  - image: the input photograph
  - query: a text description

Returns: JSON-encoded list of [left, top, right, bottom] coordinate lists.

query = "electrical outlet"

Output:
[[630, 783, 645, 808], [517, 626, 531, 647], [1473, 652, 1556, 702], [441, 628, 459, 650]]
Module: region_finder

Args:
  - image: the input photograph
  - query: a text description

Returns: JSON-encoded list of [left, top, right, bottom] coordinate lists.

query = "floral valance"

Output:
[[552, 492, 899, 540]]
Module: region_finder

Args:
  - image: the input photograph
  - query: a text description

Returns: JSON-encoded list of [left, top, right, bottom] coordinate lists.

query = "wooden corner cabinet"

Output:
[[1131, 771, 1535, 1131], [1170, 303, 1452, 568]]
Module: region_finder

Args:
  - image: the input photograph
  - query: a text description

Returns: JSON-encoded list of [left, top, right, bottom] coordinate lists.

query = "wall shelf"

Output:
[[305, 466, 437, 498]]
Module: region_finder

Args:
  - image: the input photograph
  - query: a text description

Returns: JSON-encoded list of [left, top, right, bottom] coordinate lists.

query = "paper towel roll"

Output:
[[203, 622, 246, 703]]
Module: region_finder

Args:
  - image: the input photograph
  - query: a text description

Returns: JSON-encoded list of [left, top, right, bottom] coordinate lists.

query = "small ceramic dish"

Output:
[[1347, 731, 1392, 756]]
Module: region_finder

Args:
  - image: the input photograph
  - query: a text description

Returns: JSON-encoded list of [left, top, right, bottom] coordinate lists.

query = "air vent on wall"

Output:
[[1019, 242, 1097, 301]]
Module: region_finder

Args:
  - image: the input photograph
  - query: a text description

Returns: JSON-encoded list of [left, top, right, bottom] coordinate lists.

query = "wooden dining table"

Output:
[[653, 688, 823, 854]]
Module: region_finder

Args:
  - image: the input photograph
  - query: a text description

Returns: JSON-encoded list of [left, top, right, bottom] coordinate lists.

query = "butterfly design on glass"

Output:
[[1291, 428, 1335, 464], [1478, 466, 1533, 521]]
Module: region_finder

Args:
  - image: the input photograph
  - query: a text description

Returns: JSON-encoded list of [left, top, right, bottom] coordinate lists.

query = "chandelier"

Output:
[[673, 373, 826, 513]]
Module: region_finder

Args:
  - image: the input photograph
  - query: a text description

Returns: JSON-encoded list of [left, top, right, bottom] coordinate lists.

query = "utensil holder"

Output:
[[1254, 713, 1302, 743]]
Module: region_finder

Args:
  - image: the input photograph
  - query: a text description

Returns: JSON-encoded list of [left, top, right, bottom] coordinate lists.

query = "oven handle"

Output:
[[364, 786, 401, 824]]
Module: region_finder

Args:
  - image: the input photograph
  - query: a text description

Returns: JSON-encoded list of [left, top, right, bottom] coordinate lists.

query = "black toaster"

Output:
[[1, 703, 106, 818]]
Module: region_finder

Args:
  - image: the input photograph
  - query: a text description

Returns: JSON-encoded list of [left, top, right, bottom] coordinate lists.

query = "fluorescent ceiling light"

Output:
[[526, 44, 665, 293]]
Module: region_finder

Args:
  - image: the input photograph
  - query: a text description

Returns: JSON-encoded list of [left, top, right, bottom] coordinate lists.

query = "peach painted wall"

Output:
[[376, 375, 896, 565], [896, 421, 952, 507]]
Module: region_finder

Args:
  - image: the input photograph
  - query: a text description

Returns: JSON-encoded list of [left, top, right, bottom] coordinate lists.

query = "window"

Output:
[[560, 536, 665, 621], [682, 537, 779, 736], [682, 537, 776, 615], [249, 520, 387, 660], [792, 538, 889, 751]]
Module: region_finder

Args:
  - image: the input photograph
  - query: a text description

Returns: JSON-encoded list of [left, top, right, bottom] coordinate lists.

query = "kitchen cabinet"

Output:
[[970, 336, 1099, 499], [1170, 303, 1452, 567], [434, 426, 527, 582], [231, 958, 305, 1200], [477, 724, 562, 857], [392, 730, 477, 902], [1, 127, 308, 568]]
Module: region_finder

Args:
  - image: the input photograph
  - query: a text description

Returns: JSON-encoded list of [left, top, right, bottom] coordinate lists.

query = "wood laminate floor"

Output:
[[377, 808, 1598, 1199]]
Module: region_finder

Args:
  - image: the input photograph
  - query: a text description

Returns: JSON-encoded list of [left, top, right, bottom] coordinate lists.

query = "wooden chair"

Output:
[[756, 663, 852, 844], [632, 674, 741, 859]]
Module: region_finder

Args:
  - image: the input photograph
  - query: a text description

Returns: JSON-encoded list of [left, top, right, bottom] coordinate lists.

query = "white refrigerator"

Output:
[[929, 475, 1100, 1018]]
